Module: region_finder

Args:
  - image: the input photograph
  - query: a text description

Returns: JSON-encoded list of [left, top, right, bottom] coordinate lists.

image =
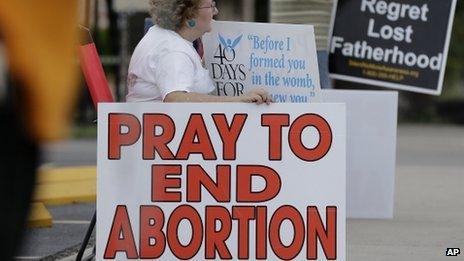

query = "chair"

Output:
[[76, 25, 114, 261], [78, 26, 114, 108]]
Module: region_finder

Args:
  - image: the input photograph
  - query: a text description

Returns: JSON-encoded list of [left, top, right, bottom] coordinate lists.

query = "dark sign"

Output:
[[328, 0, 457, 95]]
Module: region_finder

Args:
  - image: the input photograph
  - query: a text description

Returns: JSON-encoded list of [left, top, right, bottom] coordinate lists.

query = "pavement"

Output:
[[349, 124, 464, 261], [15, 124, 464, 260]]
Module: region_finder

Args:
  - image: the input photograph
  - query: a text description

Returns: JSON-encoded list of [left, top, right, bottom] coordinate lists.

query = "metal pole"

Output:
[[117, 12, 130, 102], [254, 0, 270, 22], [76, 211, 96, 261]]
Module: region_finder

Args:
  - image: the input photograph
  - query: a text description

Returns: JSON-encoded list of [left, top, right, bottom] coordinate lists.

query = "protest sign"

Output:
[[328, 0, 457, 95], [203, 21, 322, 102], [96, 103, 345, 260], [322, 90, 397, 218]]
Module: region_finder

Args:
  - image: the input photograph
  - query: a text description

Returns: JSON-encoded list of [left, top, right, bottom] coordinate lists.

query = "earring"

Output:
[[187, 19, 196, 28]]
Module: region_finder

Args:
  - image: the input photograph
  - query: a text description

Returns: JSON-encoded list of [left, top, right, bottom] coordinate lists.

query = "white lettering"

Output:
[[367, 19, 380, 38], [330, 36, 344, 53], [361, 0, 376, 13], [421, 4, 429, 22], [367, 19, 414, 43], [360, 0, 429, 22]]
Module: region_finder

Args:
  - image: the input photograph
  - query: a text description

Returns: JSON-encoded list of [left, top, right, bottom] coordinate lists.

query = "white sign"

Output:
[[322, 90, 397, 218], [203, 21, 322, 103], [97, 103, 345, 260]]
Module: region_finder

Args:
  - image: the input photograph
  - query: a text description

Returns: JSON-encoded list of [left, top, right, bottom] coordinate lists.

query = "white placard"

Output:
[[203, 21, 321, 103], [322, 90, 397, 219], [97, 103, 345, 260]]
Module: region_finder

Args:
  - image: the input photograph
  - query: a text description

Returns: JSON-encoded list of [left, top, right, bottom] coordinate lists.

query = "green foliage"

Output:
[[400, 2, 464, 125], [443, 0, 464, 99], [71, 124, 97, 139]]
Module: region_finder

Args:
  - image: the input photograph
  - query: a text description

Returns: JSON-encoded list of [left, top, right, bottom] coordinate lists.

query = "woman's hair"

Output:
[[149, 0, 203, 31]]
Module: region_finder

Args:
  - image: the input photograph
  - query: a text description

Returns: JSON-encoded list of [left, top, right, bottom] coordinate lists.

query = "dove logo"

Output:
[[214, 34, 242, 64], [219, 34, 242, 52], [211, 33, 247, 97]]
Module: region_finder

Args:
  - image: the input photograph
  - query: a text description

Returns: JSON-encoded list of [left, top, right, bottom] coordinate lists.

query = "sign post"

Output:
[[328, 0, 457, 95], [97, 103, 346, 260]]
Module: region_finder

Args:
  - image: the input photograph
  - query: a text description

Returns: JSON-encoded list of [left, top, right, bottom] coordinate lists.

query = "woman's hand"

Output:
[[239, 88, 273, 105], [164, 88, 273, 104]]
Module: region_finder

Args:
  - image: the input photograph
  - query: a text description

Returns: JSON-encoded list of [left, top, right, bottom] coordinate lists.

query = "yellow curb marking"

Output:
[[28, 166, 97, 227], [28, 202, 52, 228]]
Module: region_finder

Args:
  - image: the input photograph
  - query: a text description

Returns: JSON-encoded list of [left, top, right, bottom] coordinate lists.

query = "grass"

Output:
[[71, 124, 97, 139]]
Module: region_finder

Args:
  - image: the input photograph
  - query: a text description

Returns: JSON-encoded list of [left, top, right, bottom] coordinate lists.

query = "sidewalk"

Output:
[[349, 125, 464, 260], [17, 124, 464, 260]]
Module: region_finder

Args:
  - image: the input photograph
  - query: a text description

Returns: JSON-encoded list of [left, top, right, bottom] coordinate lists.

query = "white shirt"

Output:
[[126, 25, 215, 102]]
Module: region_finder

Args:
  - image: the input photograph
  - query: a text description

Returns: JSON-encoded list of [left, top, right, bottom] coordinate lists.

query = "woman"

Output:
[[126, 0, 271, 104]]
